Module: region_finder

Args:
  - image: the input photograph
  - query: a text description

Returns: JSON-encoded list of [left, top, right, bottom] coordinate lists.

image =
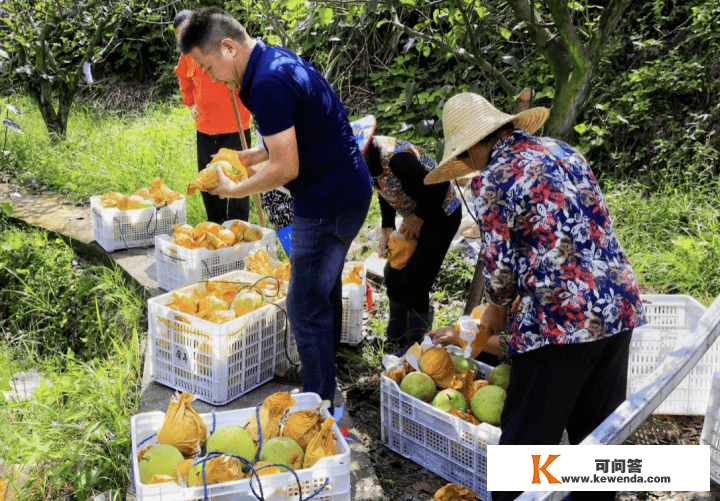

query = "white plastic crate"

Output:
[[628, 294, 709, 415], [340, 261, 365, 346], [90, 195, 186, 252], [154, 221, 277, 292], [380, 360, 500, 501], [700, 371, 720, 484], [131, 392, 351, 501], [147, 270, 299, 405]]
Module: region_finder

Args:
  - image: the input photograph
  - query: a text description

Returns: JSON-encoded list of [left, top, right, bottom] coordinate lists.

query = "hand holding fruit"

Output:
[[400, 212, 423, 240], [208, 162, 241, 199], [428, 325, 459, 347], [378, 227, 393, 258]]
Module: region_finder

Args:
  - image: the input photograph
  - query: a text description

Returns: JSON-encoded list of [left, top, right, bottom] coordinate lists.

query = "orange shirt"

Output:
[[174, 54, 252, 135]]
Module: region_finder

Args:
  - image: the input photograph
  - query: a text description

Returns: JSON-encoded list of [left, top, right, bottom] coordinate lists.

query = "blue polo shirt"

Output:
[[239, 41, 372, 218]]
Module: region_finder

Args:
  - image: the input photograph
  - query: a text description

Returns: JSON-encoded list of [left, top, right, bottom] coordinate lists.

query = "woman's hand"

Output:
[[400, 213, 423, 240], [189, 104, 198, 119], [378, 227, 393, 258], [428, 325, 459, 347], [481, 302, 509, 338]]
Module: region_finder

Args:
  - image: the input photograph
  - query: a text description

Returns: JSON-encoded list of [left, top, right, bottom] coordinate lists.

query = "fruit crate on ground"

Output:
[[90, 195, 186, 252], [700, 371, 720, 484], [341, 261, 365, 346], [131, 392, 351, 501], [147, 270, 299, 405], [380, 361, 500, 501], [154, 221, 277, 292], [627, 294, 710, 415]]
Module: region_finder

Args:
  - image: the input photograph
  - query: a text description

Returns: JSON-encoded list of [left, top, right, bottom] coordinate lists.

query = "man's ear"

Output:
[[220, 38, 237, 57]]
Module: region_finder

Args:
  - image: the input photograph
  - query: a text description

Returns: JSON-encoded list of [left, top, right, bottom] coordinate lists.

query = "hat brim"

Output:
[[350, 115, 377, 156], [425, 106, 549, 185], [424, 158, 476, 185]]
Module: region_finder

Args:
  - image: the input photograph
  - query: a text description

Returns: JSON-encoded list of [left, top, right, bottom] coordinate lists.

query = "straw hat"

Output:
[[425, 93, 549, 185], [350, 115, 377, 156]]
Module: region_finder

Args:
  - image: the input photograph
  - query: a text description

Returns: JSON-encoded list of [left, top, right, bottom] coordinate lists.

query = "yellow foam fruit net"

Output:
[[98, 178, 182, 210], [244, 249, 292, 282], [282, 408, 324, 452], [342, 264, 363, 285], [166, 280, 281, 324], [184, 456, 243, 486], [302, 417, 337, 469], [244, 392, 296, 443], [431, 483, 478, 501], [170, 221, 265, 250], [187, 148, 248, 196], [157, 392, 208, 457]]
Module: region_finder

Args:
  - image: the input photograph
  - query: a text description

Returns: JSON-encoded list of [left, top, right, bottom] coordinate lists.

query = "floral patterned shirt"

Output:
[[471, 130, 646, 356]]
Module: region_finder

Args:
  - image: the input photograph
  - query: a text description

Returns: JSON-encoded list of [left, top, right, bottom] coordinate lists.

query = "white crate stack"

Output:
[[154, 221, 277, 292], [147, 270, 299, 405], [380, 360, 500, 501], [340, 261, 366, 346], [628, 294, 710, 414], [131, 393, 351, 501], [90, 195, 186, 252], [701, 371, 720, 484]]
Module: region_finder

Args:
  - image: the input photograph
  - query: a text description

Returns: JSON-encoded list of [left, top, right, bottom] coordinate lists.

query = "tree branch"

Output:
[[389, 5, 515, 95], [588, 0, 632, 60]]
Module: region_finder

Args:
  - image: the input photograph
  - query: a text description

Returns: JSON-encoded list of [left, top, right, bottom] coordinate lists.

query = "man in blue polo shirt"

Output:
[[178, 8, 372, 405]]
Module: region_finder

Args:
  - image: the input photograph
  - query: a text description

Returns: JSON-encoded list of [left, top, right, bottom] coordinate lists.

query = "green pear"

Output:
[[259, 436, 304, 472], [450, 355, 479, 376], [399, 372, 437, 403], [431, 388, 467, 412], [138, 444, 184, 484], [206, 425, 257, 470], [470, 384, 506, 426], [488, 364, 512, 391]]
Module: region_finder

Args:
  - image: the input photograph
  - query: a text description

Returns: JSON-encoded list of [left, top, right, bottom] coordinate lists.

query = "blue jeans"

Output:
[[287, 198, 371, 402]]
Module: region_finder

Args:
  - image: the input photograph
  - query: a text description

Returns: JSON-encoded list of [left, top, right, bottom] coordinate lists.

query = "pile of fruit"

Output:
[[137, 392, 340, 487], [244, 249, 291, 282], [166, 277, 284, 324], [385, 346, 510, 427], [170, 221, 263, 250], [187, 148, 247, 196], [341, 263, 363, 286], [98, 178, 183, 210]]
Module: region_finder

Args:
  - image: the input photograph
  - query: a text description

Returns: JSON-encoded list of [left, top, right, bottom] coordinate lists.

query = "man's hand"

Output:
[[378, 227, 393, 258], [400, 212, 423, 240], [208, 163, 240, 199]]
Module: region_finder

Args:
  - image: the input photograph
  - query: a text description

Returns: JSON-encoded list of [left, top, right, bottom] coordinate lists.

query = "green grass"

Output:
[[0, 220, 144, 500]]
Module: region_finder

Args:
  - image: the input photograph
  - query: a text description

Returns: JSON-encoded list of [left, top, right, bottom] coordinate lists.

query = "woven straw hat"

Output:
[[425, 93, 549, 184], [350, 115, 377, 156]]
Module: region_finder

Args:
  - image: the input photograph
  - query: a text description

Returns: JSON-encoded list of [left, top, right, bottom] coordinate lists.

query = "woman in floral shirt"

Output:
[[426, 93, 646, 501]]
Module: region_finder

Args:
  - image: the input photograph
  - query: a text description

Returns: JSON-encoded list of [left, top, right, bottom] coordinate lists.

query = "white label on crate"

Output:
[[174, 345, 192, 371], [488, 445, 709, 491]]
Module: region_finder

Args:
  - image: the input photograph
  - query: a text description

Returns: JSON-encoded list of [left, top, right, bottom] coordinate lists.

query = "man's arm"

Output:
[[210, 126, 299, 199]]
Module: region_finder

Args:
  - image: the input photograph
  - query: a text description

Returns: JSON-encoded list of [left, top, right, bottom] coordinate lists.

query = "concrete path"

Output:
[[0, 183, 384, 500]]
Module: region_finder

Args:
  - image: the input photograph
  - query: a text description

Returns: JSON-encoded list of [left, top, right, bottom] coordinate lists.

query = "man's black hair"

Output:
[[178, 7, 247, 56], [173, 10, 192, 30]]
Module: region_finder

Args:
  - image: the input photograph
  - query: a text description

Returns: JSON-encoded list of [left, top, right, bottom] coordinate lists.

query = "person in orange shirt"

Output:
[[173, 10, 252, 224]]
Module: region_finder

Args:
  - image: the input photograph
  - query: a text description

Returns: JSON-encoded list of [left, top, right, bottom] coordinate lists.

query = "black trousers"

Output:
[[196, 129, 251, 224], [492, 330, 633, 501], [384, 207, 462, 312]]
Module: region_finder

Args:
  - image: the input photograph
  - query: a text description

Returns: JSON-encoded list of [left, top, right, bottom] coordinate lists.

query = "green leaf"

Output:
[[500, 28, 512, 40], [574, 123, 588, 135], [318, 7, 333, 26], [1, 202, 13, 217]]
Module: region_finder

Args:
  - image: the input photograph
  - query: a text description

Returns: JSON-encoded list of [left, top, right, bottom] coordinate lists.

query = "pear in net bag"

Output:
[[244, 392, 296, 443], [303, 417, 337, 468], [185, 456, 243, 487], [156, 392, 208, 457], [282, 402, 328, 451], [431, 483, 478, 501], [456, 303, 492, 359]]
